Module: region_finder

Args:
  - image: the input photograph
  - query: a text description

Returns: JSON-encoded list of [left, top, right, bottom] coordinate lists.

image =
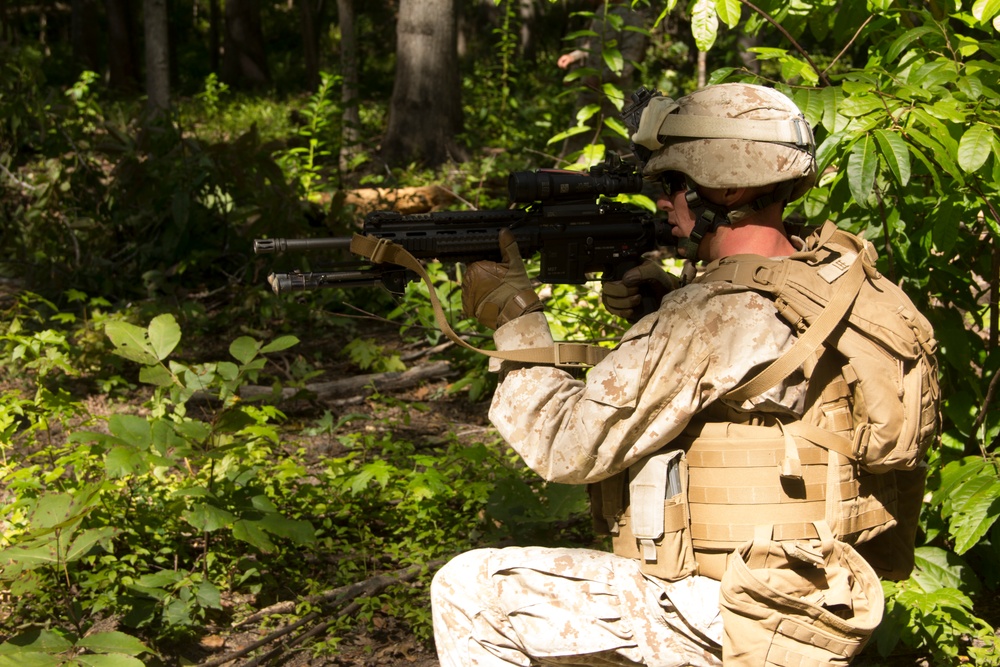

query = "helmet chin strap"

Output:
[[677, 180, 796, 260]]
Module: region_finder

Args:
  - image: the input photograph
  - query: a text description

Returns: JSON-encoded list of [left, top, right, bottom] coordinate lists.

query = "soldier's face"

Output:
[[658, 186, 722, 261]]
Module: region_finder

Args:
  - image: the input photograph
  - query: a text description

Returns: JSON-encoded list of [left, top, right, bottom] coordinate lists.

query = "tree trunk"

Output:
[[222, 0, 270, 88], [338, 0, 361, 179], [209, 0, 220, 72], [71, 0, 101, 72], [144, 0, 170, 113], [518, 0, 536, 61], [381, 0, 464, 168], [300, 0, 321, 91], [106, 0, 140, 91]]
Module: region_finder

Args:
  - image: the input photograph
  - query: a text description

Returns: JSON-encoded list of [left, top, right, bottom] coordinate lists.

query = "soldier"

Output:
[[431, 83, 931, 666]]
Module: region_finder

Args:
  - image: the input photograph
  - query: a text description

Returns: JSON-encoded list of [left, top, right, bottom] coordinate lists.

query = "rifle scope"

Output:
[[508, 168, 644, 204]]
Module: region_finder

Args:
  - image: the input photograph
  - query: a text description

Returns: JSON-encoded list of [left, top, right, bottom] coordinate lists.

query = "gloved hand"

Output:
[[601, 260, 679, 323], [462, 229, 544, 329]]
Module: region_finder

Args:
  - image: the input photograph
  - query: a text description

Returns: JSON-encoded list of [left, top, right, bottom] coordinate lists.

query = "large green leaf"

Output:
[[229, 336, 261, 365], [691, 0, 718, 52], [75, 655, 145, 667], [147, 313, 180, 361], [259, 335, 299, 354], [958, 123, 995, 172], [715, 0, 741, 28], [183, 503, 236, 532], [886, 25, 939, 62], [847, 135, 877, 206], [104, 321, 158, 365], [75, 631, 150, 657], [601, 46, 623, 76], [108, 414, 152, 449], [911, 546, 971, 592], [873, 129, 911, 186], [232, 518, 276, 552], [973, 0, 1000, 22]]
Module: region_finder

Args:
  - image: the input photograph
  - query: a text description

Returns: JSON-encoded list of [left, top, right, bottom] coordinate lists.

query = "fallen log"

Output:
[[199, 560, 446, 667], [313, 185, 458, 216], [239, 360, 454, 401]]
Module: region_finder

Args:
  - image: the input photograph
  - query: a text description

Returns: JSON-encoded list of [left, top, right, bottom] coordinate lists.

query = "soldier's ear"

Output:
[[722, 187, 748, 206]]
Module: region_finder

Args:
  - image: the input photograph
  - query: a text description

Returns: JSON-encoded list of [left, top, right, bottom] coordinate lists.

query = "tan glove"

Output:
[[462, 229, 543, 329], [602, 260, 680, 323]]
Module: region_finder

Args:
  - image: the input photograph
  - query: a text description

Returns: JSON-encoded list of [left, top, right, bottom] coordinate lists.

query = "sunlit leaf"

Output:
[[229, 336, 261, 365], [847, 135, 877, 205], [601, 46, 623, 75], [873, 129, 911, 185], [105, 321, 157, 365], [973, 0, 1000, 22], [601, 83, 625, 111], [957, 123, 994, 172], [715, 0, 741, 28], [911, 546, 970, 592], [886, 25, 938, 62], [147, 313, 180, 361], [183, 503, 236, 532], [260, 335, 298, 354], [691, 0, 718, 51]]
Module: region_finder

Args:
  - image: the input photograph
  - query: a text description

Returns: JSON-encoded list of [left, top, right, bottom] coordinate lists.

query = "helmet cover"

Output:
[[640, 83, 817, 201]]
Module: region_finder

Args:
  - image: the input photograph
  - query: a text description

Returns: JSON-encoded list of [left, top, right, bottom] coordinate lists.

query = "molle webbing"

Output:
[[683, 422, 837, 552]]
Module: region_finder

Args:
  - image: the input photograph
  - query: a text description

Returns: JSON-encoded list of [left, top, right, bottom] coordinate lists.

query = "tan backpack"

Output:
[[698, 221, 940, 474]]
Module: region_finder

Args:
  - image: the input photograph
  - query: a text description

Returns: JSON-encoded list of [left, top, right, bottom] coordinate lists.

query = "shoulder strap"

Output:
[[350, 234, 611, 368], [700, 230, 869, 404]]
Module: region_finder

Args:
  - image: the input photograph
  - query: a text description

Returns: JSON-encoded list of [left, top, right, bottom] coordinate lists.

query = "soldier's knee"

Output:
[[432, 548, 495, 605]]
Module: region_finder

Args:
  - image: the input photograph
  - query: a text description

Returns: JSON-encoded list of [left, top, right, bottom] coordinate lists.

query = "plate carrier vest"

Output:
[[591, 223, 939, 581]]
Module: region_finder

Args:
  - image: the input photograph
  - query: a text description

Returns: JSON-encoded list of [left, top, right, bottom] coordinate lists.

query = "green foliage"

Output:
[[875, 548, 999, 665], [343, 338, 406, 373], [0, 300, 594, 657], [275, 71, 341, 199]]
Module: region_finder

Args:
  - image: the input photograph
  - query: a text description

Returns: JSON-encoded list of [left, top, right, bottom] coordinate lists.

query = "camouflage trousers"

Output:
[[431, 546, 723, 667]]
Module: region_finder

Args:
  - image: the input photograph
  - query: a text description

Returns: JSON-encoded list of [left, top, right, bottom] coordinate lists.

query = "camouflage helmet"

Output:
[[632, 83, 817, 201]]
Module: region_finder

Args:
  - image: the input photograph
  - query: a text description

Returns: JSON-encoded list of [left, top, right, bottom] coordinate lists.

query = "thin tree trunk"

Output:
[[300, 0, 320, 91], [144, 0, 171, 113], [209, 0, 220, 72], [338, 0, 360, 178], [106, 0, 140, 91], [222, 0, 270, 87], [519, 0, 535, 61], [71, 0, 101, 72]]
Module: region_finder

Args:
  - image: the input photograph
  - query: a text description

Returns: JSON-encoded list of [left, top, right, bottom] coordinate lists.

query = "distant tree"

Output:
[[144, 0, 170, 111], [381, 0, 464, 168], [338, 0, 361, 178], [222, 0, 269, 87], [300, 0, 324, 91], [106, 0, 140, 91], [71, 0, 101, 72], [208, 0, 221, 72]]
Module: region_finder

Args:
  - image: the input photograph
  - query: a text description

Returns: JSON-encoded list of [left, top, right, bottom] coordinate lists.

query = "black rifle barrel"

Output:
[[254, 237, 353, 254]]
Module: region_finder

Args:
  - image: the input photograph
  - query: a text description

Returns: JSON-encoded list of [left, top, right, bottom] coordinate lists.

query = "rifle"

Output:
[[253, 154, 675, 297]]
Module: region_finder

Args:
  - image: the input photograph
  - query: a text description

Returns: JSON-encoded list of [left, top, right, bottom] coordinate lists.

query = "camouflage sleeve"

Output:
[[488, 283, 804, 485]]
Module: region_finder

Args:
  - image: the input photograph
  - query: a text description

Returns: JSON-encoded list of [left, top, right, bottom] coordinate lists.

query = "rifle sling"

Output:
[[350, 234, 611, 368]]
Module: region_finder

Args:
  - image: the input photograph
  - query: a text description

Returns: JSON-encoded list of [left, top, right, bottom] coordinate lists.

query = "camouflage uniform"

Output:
[[432, 282, 808, 666]]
